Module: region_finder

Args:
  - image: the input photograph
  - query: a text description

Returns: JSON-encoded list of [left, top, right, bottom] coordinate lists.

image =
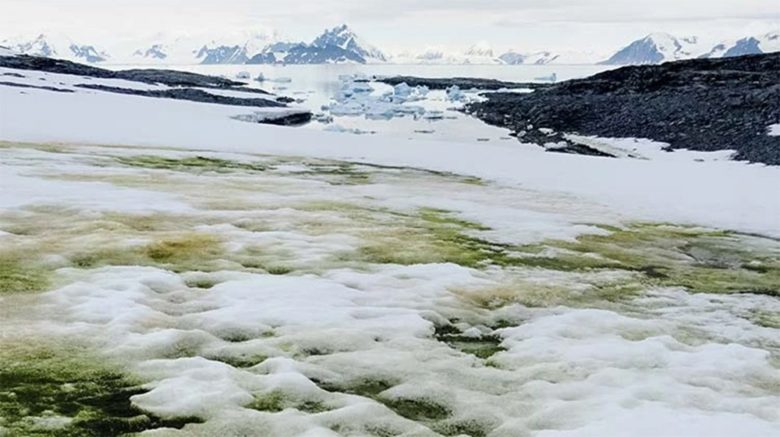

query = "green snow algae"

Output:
[[0, 342, 202, 436]]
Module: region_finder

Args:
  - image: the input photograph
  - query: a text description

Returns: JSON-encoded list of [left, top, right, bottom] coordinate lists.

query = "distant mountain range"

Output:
[[2, 27, 778, 66], [1, 34, 110, 63], [601, 31, 780, 65]]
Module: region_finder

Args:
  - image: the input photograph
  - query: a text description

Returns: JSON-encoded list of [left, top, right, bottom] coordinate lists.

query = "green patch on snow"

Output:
[[71, 233, 225, 273], [116, 155, 270, 173], [247, 391, 331, 414], [317, 377, 455, 430], [378, 397, 452, 422], [356, 208, 504, 268], [0, 340, 202, 436], [207, 353, 268, 369], [433, 419, 494, 437], [184, 277, 221, 289], [358, 215, 780, 297], [419, 208, 490, 231], [143, 234, 222, 266], [317, 377, 397, 399], [246, 391, 285, 413], [750, 311, 780, 329], [0, 256, 49, 294], [542, 224, 780, 295], [300, 162, 372, 185], [435, 324, 505, 359]]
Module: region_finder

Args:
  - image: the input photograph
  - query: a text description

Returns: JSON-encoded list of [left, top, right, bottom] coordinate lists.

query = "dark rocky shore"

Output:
[[0, 55, 312, 125], [464, 53, 780, 165], [378, 76, 549, 90]]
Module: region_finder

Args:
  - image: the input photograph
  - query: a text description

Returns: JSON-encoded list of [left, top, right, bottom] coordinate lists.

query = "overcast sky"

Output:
[[2, 0, 778, 53]]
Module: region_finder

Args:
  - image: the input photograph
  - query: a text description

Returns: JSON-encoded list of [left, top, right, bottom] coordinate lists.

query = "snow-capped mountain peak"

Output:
[[703, 31, 780, 59], [2, 33, 109, 63], [601, 33, 704, 65], [4, 34, 58, 57], [465, 41, 494, 57], [311, 24, 387, 62], [247, 24, 386, 65]]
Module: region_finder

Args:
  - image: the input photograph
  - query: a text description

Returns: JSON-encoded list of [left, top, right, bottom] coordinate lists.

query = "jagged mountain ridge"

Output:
[[602, 31, 780, 65], [247, 25, 386, 65], [4, 29, 778, 65], [2, 34, 109, 63]]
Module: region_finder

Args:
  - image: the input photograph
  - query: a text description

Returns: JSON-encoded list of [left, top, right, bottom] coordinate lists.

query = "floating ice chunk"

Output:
[[446, 85, 465, 102], [324, 124, 374, 135], [327, 101, 366, 117], [364, 101, 398, 120], [312, 113, 334, 124], [535, 72, 558, 82], [393, 105, 425, 116], [253, 73, 265, 82], [339, 73, 370, 83], [235, 71, 251, 80], [270, 77, 292, 83], [392, 82, 429, 103], [394, 82, 412, 99]]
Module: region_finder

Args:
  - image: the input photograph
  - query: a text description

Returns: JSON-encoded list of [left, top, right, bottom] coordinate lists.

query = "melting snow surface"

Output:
[[1, 66, 780, 436]]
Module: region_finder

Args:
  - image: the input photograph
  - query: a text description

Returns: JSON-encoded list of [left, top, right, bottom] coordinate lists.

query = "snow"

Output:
[[0, 130, 779, 436], [769, 124, 780, 136], [0, 46, 18, 57], [1, 74, 779, 237]]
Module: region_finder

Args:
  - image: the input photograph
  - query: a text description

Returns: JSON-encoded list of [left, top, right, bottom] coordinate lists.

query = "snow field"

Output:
[[0, 143, 779, 436]]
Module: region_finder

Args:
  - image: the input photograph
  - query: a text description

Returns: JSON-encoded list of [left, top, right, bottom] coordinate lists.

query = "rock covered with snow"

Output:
[[2, 34, 110, 63], [602, 30, 780, 65], [601, 33, 703, 65]]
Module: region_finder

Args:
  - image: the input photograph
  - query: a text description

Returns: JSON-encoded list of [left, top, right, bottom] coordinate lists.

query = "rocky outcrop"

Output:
[[378, 76, 549, 90], [0, 54, 313, 126], [465, 53, 780, 165]]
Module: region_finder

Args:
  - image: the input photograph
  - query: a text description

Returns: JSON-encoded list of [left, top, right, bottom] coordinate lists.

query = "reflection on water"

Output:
[[113, 64, 612, 144]]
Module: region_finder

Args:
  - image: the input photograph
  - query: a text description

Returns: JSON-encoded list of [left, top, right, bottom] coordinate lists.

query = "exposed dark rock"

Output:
[[0, 81, 74, 93], [0, 55, 243, 88], [0, 54, 312, 124], [465, 53, 780, 165], [378, 76, 549, 90], [74, 84, 284, 107], [247, 111, 313, 126]]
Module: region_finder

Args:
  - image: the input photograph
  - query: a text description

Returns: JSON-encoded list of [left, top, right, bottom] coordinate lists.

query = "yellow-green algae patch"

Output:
[[247, 390, 331, 414], [354, 208, 503, 268], [115, 155, 270, 173], [0, 340, 202, 436], [68, 233, 226, 273], [355, 214, 780, 297], [0, 255, 50, 294]]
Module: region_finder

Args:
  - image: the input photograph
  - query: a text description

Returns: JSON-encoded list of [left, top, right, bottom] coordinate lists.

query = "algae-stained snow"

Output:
[[0, 142, 778, 437], [1, 66, 780, 436]]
